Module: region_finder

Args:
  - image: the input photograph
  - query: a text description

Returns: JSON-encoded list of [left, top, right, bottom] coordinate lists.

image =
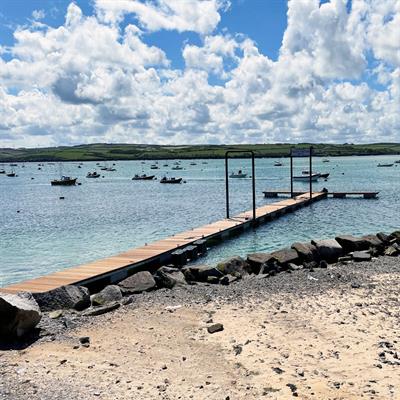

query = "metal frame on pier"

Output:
[[225, 150, 256, 222], [290, 146, 314, 199]]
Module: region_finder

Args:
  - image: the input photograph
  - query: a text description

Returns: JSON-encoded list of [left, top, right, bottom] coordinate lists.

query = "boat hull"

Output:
[[51, 178, 77, 186]]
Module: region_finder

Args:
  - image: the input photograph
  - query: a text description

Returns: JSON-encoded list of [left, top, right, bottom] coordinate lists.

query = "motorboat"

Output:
[[160, 176, 182, 184], [395, 160, 400, 164], [87, 171, 100, 178], [377, 163, 394, 167], [302, 171, 329, 178], [6, 171, 16, 177], [172, 165, 183, 170], [0, 169, 5, 174], [274, 161, 283, 166], [293, 173, 320, 181], [51, 176, 77, 186], [319, 173, 330, 179], [150, 165, 159, 169], [105, 167, 116, 171], [190, 162, 197, 165], [229, 170, 247, 178], [132, 174, 155, 180], [322, 159, 330, 163]]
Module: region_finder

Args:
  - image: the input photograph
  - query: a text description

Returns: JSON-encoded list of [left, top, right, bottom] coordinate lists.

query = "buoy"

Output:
[[17, 210, 20, 213]]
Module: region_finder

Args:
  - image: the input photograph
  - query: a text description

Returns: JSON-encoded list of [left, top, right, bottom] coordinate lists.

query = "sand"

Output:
[[0, 256, 399, 399]]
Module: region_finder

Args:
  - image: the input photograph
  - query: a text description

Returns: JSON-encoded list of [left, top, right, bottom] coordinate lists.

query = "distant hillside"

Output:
[[1, 143, 400, 162]]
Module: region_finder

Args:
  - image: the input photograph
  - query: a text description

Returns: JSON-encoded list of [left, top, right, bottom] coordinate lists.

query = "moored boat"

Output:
[[132, 174, 155, 180], [6, 171, 16, 177], [322, 159, 330, 163], [51, 176, 77, 186], [87, 171, 100, 178], [274, 161, 283, 166], [377, 163, 394, 167], [0, 169, 5, 174], [293, 173, 320, 181], [172, 165, 183, 170], [150, 164, 159, 169], [229, 170, 247, 178], [160, 176, 182, 184]]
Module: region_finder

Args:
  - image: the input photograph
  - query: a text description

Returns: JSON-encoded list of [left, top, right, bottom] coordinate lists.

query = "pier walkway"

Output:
[[1, 192, 326, 294]]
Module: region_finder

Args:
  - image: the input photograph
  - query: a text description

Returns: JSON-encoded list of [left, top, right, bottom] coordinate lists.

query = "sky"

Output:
[[0, 0, 399, 148]]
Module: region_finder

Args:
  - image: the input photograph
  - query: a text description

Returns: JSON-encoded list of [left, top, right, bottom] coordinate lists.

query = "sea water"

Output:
[[1, 155, 399, 286]]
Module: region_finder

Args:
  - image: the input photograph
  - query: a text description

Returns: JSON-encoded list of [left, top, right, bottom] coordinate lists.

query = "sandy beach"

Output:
[[1, 255, 399, 400]]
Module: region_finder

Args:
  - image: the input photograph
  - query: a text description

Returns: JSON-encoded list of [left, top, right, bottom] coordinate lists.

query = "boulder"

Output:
[[0, 292, 41, 338], [335, 235, 370, 253], [154, 266, 187, 289], [118, 271, 156, 294], [311, 239, 343, 262], [270, 248, 300, 266], [219, 274, 240, 285], [390, 231, 400, 242], [352, 251, 372, 262], [181, 265, 223, 282], [376, 232, 390, 244], [361, 234, 384, 249], [384, 245, 400, 257], [33, 285, 90, 312], [82, 302, 120, 317], [247, 253, 274, 272], [291, 242, 319, 262], [216, 256, 251, 277], [91, 285, 122, 307], [207, 323, 224, 334]]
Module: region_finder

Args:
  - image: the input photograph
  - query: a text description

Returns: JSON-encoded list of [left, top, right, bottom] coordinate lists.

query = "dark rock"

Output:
[[216, 256, 251, 277], [272, 367, 284, 374], [181, 265, 223, 282], [154, 266, 187, 289], [91, 285, 122, 307], [287, 263, 303, 271], [79, 336, 90, 344], [351, 282, 361, 289], [303, 261, 318, 270], [247, 253, 274, 272], [0, 292, 42, 338], [390, 230, 400, 243], [219, 274, 240, 285], [260, 261, 281, 274], [361, 234, 384, 249], [291, 242, 319, 262], [270, 248, 300, 267], [384, 245, 400, 257], [338, 256, 352, 263], [207, 323, 224, 334], [82, 302, 120, 317], [118, 271, 156, 294], [376, 232, 390, 243], [352, 251, 372, 262], [33, 285, 90, 312], [319, 260, 328, 268], [206, 276, 220, 284], [335, 235, 370, 253], [312, 239, 343, 262]]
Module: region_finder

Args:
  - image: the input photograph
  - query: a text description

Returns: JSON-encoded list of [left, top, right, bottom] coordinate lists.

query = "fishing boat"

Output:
[[229, 170, 247, 178], [293, 173, 320, 181], [160, 176, 182, 184], [6, 171, 16, 177], [172, 165, 183, 170], [0, 169, 5, 174], [377, 163, 394, 167], [51, 176, 77, 186], [132, 174, 155, 180], [87, 171, 100, 178], [274, 161, 283, 166]]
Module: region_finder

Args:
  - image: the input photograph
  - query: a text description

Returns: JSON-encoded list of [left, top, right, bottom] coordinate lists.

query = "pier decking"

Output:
[[263, 190, 379, 199], [1, 192, 327, 294]]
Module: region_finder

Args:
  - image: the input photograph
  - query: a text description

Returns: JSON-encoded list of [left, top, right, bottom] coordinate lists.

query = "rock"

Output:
[[181, 265, 223, 282], [291, 242, 319, 262], [48, 310, 63, 319], [270, 248, 300, 267], [361, 234, 384, 250], [260, 260, 281, 275], [91, 285, 122, 307], [118, 271, 156, 294], [33, 285, 90, 311], [79, 336, 90, 344], [219, 274, 240, 285], [287, 263, 303, 271], [335, 235, 370, 253], [338, 256, 352, 263], [303, 261, 318, 270], [384, 245, 400, 257], [207, 323, 224, 334], [319, 260, 328, 268], [311, 239, 343, 262], [0, 292, 42, 338], [217, 256, 251, 277], [376, 232, 390, 244], [154, 266, 187, 289], [82, 302, 120, 317], [352, 251, 372, 262], [390, 230, 400, 243], [247, 253, 274, 272], [207, 276, 220, 284]]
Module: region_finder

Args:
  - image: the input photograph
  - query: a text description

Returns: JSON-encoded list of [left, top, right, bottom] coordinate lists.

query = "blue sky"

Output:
[[0, 0, 398, 147]]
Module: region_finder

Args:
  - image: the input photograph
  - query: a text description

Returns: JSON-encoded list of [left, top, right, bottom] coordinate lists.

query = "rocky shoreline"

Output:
[[1, 230, 399, 399]]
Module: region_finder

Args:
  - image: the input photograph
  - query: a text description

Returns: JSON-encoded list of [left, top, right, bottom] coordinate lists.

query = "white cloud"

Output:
[[0, 0, 399, 147], [32, 9, 46, 21]]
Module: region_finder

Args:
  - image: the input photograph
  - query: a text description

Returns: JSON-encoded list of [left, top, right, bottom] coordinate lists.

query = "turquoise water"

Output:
[[1, 155, 399, 286]]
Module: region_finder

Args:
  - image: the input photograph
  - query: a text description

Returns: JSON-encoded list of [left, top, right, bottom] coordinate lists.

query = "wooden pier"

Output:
[[1, 192, 327, 294], [263, 190, 379, 199]]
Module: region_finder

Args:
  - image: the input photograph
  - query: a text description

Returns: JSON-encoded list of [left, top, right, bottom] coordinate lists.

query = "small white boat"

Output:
[[150, 165, 159, 169], [87, 171, 100, 178], [274, 161, 283, 167], [172, 166, 183, 170], [293, 173, 320, 181], [229, 170, 247, 178], [377, 163, 394, 167]]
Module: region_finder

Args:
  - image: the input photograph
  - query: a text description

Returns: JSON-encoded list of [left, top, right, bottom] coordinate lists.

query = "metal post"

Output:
[[290, 148, 293, 198], [251, 156, 256, 220], [309, 146, 313, 200], [225, 155, 230, 218]]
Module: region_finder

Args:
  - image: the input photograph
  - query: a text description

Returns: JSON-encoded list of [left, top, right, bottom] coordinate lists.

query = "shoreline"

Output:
[[1, 231, 399, 399]]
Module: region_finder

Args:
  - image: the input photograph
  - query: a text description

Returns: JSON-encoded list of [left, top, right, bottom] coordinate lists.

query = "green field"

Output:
[[1, 143, 400, 162]]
